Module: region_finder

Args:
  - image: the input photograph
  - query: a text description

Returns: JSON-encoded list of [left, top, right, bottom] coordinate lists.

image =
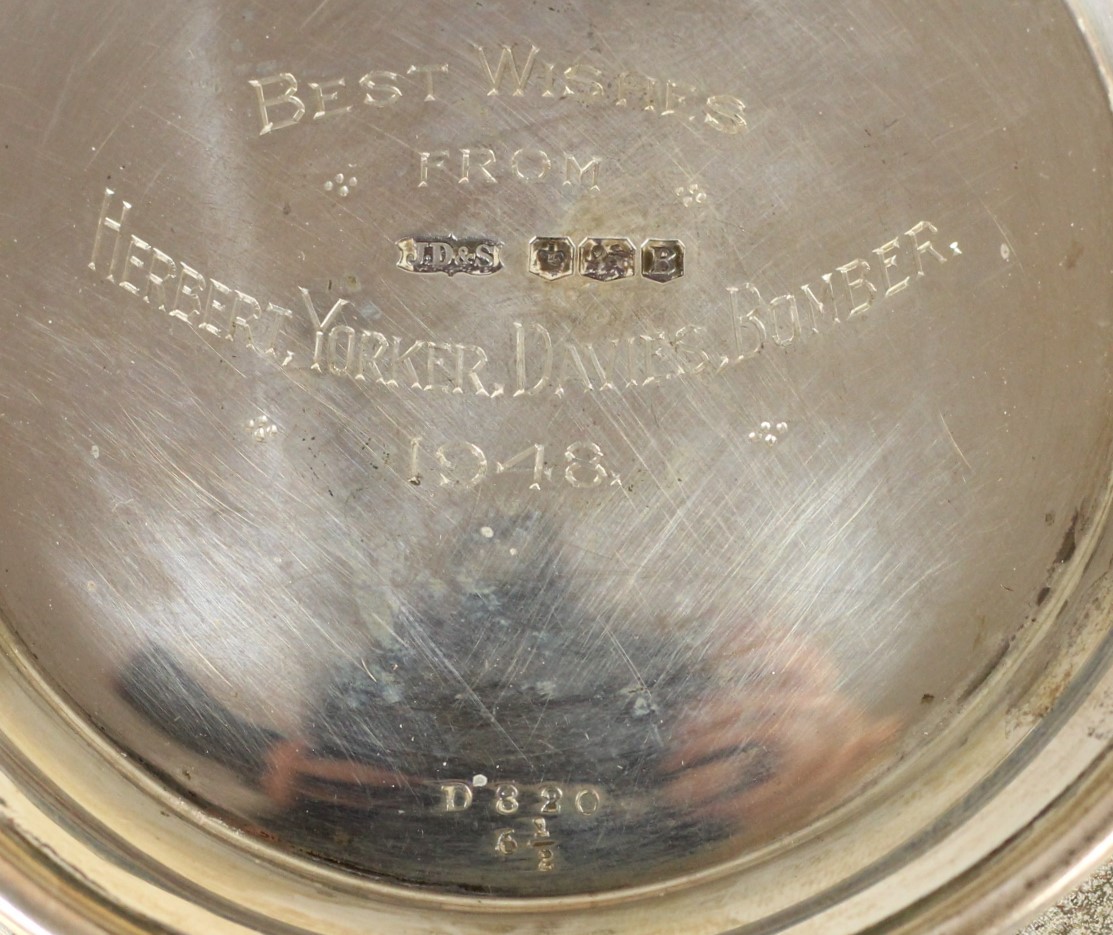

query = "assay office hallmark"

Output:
[[396, 237, 504, 276]]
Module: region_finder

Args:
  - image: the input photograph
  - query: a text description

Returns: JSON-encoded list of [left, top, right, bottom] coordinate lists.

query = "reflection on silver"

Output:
[[115, 598, 897, 893]]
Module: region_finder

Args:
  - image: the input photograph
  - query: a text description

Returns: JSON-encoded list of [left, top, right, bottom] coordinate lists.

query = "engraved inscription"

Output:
[[90, 191, 960, 409], [248, 42, 748, 140], [309, 316, 717, 400], [396, 237, 503, 276], [473, 43, 747, 136], [510, 323, 720, 396], [726, 220, 958, 356], [249, 70, 411, 135], [88, 189, 295, 365], [408, 438, 622, 491], [418, 147, 603, 191], [320, 326, 504, 397], [248, 74, 308, 135]]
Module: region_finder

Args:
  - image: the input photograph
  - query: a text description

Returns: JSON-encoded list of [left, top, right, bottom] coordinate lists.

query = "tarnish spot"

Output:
[[1056, 512, 1079, 565]]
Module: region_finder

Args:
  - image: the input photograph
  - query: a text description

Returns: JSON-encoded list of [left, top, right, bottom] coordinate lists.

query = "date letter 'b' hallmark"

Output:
[[641, 239, 684, 283]]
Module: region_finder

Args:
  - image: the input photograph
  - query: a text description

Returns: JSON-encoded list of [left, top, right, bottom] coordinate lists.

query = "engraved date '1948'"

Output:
[[408, 438, 622, 491]]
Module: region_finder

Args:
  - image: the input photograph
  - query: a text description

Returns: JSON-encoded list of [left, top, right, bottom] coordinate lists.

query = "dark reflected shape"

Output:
[[114, 536, 899, 895], [118, 647, 281, 785]]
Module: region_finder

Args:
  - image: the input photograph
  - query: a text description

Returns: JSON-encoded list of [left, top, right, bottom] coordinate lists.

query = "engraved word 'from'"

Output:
[[418, 147, 603, 192]]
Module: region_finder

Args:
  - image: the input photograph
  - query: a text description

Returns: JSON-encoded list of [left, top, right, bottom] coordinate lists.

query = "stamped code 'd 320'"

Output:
[[439, 781, 602, 817], [439, 780, 603, 873]]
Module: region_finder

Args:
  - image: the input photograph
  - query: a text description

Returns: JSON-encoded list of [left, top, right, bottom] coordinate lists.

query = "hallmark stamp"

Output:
[[396, 237, 503, 276], [528, 236, 576, 280], [578, 237, 636, 282], [528, 236, 684, 283], [641, 239, 684, 283]]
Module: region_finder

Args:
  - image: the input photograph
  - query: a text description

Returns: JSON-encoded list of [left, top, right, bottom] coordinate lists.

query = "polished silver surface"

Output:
[[1, 1, 1113, 932]]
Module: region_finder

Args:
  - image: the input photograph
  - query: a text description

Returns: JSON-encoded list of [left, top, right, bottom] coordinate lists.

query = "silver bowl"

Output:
[[1, 1, 1112, 931]]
